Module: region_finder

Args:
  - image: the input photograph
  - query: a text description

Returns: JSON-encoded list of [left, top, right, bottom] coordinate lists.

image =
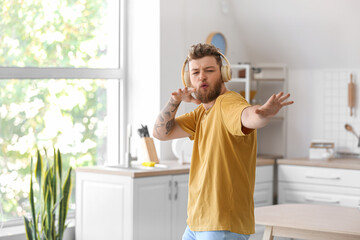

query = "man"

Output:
[[153, 43, 293, 240]]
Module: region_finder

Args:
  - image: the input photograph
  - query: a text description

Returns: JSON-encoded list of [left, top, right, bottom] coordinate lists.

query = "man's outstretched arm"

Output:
[[241, 92, 294, 130]]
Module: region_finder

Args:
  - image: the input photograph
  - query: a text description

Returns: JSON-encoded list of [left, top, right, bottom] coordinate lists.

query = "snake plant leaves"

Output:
[[24, 217, 34, 240], [57, 149, 62, 181], [52, 149, 57, 205], [35, 150, 43, 185], [45, 187, 53, 240], [29, 157, 38, 238], [58, 167, 72, 240], [24, 148, 72, 240]]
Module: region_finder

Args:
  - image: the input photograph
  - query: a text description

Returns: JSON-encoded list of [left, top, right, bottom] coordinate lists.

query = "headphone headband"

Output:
[[181, 51, 232, 87]]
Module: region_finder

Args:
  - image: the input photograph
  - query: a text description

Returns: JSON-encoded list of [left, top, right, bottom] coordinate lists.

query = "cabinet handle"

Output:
[[305, 196, 340, 204], [305, 174, 341, 180], [174, 181, 178, 201], [169, 181, 172, 200]]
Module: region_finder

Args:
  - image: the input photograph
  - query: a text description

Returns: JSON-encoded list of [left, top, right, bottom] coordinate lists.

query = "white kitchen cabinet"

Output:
[[254, 165, 274, 207], [75, 171, 188, 240], [250, 164, 274, 240], [76, 164, 274, 240], [278, 165, 360, 208], [170, 174, 189, 239], [133, 174, 188, 240]]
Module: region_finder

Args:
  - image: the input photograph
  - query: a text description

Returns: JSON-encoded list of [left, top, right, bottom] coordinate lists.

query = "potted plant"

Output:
[[24, 149, 72, 240]]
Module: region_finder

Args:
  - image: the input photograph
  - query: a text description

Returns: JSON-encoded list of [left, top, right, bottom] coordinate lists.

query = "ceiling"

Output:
[[229, 0, 360, 69]]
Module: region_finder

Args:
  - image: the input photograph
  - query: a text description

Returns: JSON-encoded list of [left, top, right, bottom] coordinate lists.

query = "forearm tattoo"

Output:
[[155, 98, 180, 136]]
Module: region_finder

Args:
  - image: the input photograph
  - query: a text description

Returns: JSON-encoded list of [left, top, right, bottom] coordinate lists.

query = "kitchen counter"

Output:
[[76, 158, 275, 178], [256, 157, 276, 166], [255, 204, 360, 240], [278, 158, 360, 170], [76, 161, 190, 178]]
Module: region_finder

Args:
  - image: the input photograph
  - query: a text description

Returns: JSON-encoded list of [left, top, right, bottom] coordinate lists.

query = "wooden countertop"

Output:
[[255, 204, 360, 240], [256, 158, 276, 166], [76, 161, 190, 178], [278, 158, 360, 170], [76, 158, 275, 178]]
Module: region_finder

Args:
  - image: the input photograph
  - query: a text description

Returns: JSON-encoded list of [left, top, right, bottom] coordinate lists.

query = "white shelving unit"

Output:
[[228, 63, 288, 158], [229, 64, 251, 102], [254, 64, 287, 158]]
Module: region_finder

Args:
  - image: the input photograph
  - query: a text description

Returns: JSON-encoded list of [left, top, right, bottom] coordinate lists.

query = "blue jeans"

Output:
[[182, 226, 250, 240]]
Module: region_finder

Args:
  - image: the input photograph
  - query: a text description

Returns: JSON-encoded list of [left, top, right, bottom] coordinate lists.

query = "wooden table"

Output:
[[255, 204, 360, 240]]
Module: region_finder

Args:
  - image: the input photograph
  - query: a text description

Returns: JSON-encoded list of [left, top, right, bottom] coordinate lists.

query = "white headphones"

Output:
[[181, 51, 232, 87]]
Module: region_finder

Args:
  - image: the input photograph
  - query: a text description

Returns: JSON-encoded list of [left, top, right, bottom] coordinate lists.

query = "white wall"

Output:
[[127, 0, 161, 159], [128, 0, 360, 160], [287, 69, 360, 158], [230, 0, 360, 157], [142, 0, 247, 160], [232, 0, 360, 69]]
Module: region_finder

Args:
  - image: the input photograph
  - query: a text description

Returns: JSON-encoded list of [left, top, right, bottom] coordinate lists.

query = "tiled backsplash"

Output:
[[323, 70, 360, 154]]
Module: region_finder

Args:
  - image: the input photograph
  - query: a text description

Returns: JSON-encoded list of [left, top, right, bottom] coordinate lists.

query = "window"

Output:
[[0, 0, 125, 226]]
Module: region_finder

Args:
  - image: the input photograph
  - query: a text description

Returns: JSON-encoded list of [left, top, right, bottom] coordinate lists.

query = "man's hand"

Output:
[[255, 92, 293, 118], [171, 87, 201, 105], [241, 92, 293, 130]]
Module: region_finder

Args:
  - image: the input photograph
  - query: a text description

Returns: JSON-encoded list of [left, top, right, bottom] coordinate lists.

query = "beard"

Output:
[[194, 78, 222, 103]]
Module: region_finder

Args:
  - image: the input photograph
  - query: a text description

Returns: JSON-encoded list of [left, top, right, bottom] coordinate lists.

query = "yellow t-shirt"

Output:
[[176, 91, 257, 235]]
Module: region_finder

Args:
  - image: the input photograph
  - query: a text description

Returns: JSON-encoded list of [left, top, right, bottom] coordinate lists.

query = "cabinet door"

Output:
[[254, 182, 273, 207], [133, 175, 172, 240], [171, 174, 189, 240], [75, 172, 132, 240], [278, 182, 360, 208]]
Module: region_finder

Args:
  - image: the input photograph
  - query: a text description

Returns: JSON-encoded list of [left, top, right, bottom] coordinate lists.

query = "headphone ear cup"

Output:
[[221, 65, 231, 82], [184, 71, 191, 87]]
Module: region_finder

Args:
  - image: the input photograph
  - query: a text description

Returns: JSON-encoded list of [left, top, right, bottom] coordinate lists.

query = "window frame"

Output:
[[0, 0, 127, 236]]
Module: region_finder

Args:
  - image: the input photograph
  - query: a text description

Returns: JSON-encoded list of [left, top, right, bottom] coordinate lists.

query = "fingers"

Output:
[[278, 93, 290, 101], [274, 92, 293, 104], [172, 87, 195, 94], [172, 87, 190, 97], [275, 92, 294, 107], [171, 87, 199, 104], [281, 100, 294, 106], [275, 92, 284, 99]]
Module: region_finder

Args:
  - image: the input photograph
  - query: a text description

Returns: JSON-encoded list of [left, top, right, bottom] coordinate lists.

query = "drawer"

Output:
[[278, 165, 360, 188], [278, 182, 360, 208], [254, 182, 273, 207], [255, 165, 273, 183]]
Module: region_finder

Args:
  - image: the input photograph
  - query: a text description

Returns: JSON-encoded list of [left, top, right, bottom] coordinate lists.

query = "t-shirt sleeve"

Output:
[[220, 93, 251, 136], [175, 110, 197, 140]]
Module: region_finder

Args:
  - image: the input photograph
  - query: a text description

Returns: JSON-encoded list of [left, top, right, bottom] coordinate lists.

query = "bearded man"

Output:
[[153, 43, 293, 240]]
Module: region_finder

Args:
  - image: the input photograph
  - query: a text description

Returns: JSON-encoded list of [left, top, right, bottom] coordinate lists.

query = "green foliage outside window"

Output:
[[0, 0, 116, 222], [0, 0, 108, 67]]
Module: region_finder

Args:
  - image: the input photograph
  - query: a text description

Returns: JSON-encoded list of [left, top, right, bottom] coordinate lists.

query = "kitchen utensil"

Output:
[[348, 73, 355, 116], [344, 123, 360, 147], [137, 124, 150, 138]]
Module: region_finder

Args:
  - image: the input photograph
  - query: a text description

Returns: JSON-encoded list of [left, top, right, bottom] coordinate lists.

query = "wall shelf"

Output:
[[228, 63, 288, 158]]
